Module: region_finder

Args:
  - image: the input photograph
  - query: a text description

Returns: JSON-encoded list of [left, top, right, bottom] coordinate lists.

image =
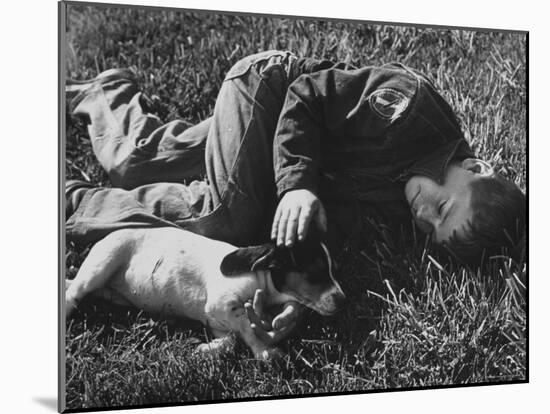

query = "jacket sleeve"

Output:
[[273, 64, 419, 198]]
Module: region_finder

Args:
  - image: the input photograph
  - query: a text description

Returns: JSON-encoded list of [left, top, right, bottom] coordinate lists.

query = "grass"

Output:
[[62, 3, 527, 411]]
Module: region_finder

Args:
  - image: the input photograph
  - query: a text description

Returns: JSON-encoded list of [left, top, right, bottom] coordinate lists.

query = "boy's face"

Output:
[[404, 159, 492, 245]]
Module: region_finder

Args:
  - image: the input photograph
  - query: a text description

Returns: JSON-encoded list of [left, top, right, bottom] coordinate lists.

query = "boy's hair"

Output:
[[446, 173, 526, 265]]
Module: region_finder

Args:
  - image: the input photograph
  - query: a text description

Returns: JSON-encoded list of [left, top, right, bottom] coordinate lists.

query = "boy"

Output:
[[65, 50, 525, 343]]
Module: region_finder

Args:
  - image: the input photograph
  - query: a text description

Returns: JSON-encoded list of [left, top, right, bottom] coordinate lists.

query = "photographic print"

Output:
[[59, 1, 527, 412]]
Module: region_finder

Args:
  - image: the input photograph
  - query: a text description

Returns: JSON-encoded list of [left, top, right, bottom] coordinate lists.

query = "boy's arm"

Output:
[[272, 64, 419, 245]]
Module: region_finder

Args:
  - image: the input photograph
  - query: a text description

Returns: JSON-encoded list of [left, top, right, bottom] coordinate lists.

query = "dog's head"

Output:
[[220, 237, 346, 316]]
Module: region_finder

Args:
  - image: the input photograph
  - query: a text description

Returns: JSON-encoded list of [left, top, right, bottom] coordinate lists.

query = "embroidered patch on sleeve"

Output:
[[369, 88, 410, 121]]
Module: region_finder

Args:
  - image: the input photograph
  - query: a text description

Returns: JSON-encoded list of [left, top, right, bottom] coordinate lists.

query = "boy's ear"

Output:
[[220, 244, 279, 276], [461, 158, 494, 176]]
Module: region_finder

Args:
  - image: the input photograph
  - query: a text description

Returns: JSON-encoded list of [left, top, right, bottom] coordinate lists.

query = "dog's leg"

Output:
[[65, 235, 127, 317], [221, 302, 283, 360], [195, 334, 235, 355], [66, 279, 133, 307], [238, 318, 283, 360], [90, 287, 134, 307]]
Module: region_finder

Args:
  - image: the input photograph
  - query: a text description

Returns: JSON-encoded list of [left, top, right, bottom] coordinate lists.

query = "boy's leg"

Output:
[[70, 70, 210, 189], [66, 70, 213, 244], [67, 51, 306, 246], [66, 180, 211, 245], [182, 51, 304, 244]]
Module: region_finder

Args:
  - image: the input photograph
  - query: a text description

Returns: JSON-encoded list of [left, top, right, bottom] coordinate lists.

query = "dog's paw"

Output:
[[195, 337, 234, 355], [256, 347, 284, 361], [195, 343, 216, 354]]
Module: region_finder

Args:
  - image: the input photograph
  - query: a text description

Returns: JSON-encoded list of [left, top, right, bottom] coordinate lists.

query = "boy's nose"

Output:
[[414, 205, 435, 234], [415, 204, 436, 221]]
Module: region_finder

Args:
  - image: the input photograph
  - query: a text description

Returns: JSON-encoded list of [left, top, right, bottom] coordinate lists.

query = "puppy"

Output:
[[65, 227, 346, 359]]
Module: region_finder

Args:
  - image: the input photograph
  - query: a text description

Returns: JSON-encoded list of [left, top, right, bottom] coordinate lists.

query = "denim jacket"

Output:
[[277, 58, 474, 246]]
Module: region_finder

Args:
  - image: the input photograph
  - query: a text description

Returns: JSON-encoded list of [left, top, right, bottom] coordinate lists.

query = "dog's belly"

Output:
[[109, 249, 211, 324]]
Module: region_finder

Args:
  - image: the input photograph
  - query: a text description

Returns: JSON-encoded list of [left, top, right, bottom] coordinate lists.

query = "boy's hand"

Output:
[[244, 289, 304, 346], [271, 189, 327, 247]]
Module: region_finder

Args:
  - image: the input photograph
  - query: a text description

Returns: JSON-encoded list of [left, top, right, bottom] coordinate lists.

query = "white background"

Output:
[[0, 0, 543, 412]]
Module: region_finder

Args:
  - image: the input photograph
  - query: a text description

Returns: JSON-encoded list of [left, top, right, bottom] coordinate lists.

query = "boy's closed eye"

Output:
[[438, 201, 447, 216]]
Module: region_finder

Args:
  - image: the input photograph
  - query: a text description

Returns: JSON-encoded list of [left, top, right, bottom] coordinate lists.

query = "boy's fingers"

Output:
[[277, 207, 291, 246], [285, 207, 301, 246], [271, 207, 282, 240], [297, 206, 313, 241]]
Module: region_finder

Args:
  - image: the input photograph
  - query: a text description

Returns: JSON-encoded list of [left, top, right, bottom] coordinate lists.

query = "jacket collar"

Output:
[[401, 139, 475, 184]]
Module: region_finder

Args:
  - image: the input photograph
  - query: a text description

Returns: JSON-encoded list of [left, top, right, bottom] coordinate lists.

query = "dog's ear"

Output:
[[220, 244, 280, 276]]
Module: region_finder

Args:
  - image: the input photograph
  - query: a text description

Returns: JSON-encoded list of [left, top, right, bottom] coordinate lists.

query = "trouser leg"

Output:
[[66, 181, 211, 244], [71, 74, 210, 189], [67, 51, 305, 246], [66, 71, 212, 243], [200, 51, 301, 242]]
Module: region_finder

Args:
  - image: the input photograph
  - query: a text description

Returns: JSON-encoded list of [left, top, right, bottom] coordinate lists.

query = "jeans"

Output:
[[67, 51, 314, 246]]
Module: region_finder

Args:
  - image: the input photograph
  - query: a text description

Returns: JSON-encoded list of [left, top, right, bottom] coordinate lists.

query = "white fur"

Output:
[[66, 227, 297, 359]]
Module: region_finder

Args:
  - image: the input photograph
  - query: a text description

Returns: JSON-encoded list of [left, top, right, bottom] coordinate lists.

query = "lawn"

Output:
[[62, 2, 527, 411]]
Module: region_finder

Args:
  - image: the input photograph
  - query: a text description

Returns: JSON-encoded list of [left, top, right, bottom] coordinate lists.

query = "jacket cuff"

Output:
[[276, 166, 318, 198]]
